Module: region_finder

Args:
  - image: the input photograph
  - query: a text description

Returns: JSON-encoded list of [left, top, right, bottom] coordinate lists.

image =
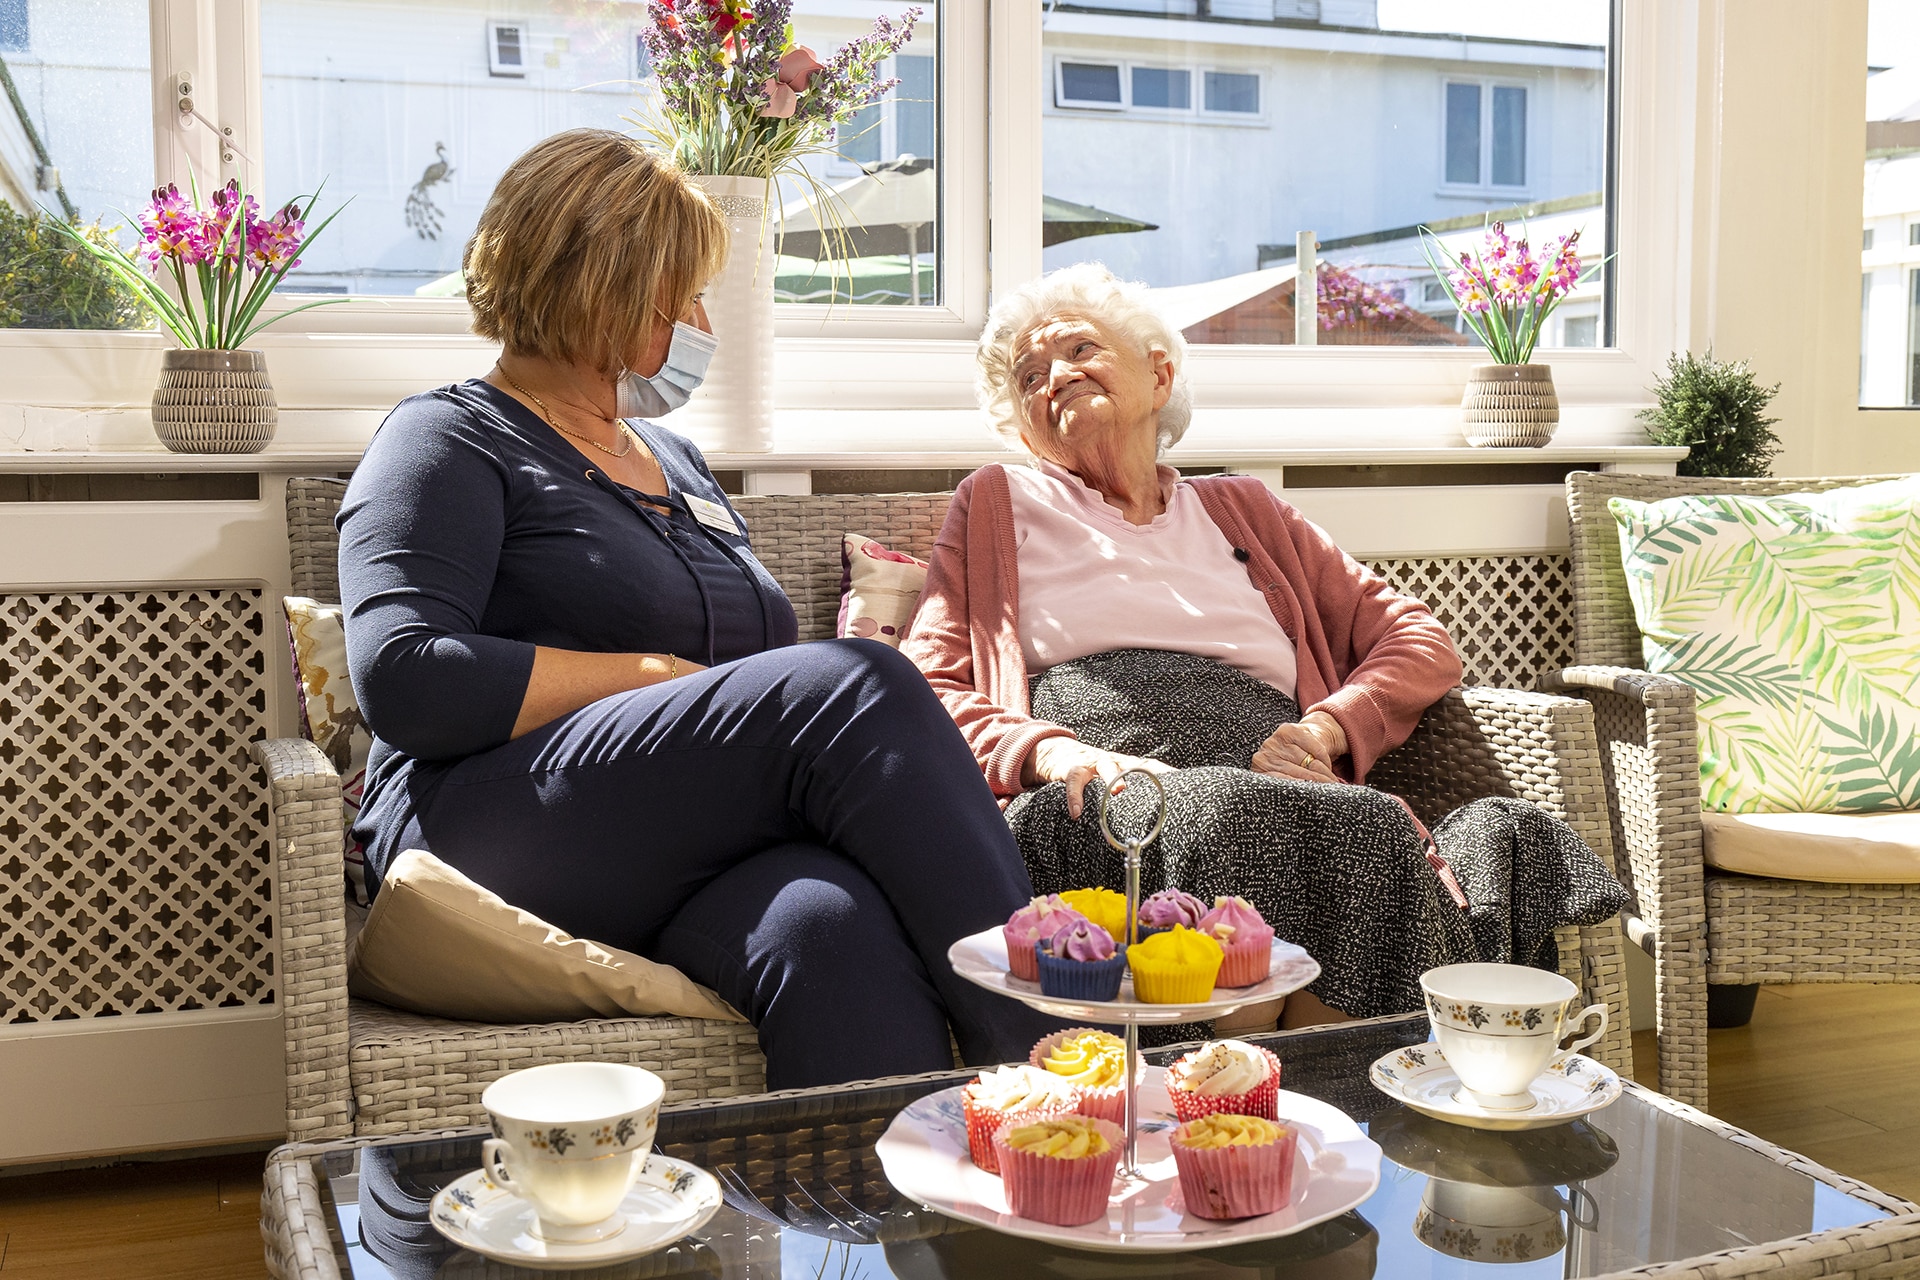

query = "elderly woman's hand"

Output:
[[1251, 711, 1347, 786], [1026, 738, 1174, 819]]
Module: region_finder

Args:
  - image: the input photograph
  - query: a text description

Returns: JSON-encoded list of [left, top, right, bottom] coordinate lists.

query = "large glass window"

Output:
[[1860, 0, 1920, 405], [0, 0, 154, 330], [1041, 0, 1609, 348], [257, 1, 942, 308]]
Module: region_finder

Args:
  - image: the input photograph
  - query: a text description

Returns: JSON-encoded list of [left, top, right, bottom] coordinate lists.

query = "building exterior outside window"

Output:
[[1859, 0, 1920, 405]]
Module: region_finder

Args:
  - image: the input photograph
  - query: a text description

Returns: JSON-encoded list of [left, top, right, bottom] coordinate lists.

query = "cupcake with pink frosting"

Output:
[[1198, 895, 1276, 988], [1036, 919, 1127, 1002], [1003, 895, 1089, 982], [1136, 889, 1209, 943]]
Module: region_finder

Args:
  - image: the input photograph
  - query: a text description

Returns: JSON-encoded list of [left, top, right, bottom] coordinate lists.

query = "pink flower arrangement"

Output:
[[1420, 220, 1600, 364], [56, 177, 345, 349], [640, 0, 920, 180]]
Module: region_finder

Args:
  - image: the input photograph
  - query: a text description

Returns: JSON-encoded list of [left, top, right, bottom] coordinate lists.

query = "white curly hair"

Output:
[[975, 262, 1193, 454]]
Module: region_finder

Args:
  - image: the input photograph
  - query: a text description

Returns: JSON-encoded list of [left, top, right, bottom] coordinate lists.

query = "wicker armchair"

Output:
[[1545, 471, 1920, 1111], [260, 478, 1634, 1142]]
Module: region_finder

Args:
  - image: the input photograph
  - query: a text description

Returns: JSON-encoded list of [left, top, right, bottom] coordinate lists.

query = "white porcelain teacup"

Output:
[[1420, 963, 1608, 1110], [479, 1062, 664, 1242]]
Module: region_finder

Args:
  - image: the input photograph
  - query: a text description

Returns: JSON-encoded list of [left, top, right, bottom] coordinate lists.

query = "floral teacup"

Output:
[[1420, 963, 1607, 1110], [480, 1062, 664, 1241]]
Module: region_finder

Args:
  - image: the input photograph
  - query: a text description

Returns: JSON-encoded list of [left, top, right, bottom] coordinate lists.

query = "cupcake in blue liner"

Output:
[[1036, 920, 1127, 1001], [1135, 888, 1210, 944]]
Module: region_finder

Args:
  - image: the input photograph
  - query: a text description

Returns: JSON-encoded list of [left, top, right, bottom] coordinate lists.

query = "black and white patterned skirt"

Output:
[[1006, 650, 1623, 1020]]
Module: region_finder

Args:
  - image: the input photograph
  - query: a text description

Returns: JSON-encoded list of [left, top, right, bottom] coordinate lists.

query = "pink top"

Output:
[[900, 464, 1462, 798], [1006, 461, 1299, 696]]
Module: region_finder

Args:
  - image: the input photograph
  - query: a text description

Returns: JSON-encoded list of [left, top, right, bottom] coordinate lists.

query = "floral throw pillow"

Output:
[[836, 533, 930, 647], [1610, 477, 1920, 813], [283, 597, 373, 904]]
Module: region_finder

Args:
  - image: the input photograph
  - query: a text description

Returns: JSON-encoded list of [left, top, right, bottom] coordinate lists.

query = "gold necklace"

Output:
[[498, 365, 632, 458]]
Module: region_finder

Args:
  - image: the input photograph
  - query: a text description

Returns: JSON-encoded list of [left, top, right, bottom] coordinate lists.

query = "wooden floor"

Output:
[[3, 985, 1918, 1277]]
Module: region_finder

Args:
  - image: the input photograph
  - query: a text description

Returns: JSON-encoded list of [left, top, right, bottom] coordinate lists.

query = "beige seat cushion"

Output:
[[1702, 810, 1920, 883], [348, 849, 745, 1024]]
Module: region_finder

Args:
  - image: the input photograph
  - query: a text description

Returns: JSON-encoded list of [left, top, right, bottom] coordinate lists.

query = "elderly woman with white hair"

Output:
[[902, 263, 1626, 1028]]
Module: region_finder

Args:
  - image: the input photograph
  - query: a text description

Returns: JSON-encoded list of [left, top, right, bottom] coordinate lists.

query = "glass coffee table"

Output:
[[262, 1014, 1919, 1279]]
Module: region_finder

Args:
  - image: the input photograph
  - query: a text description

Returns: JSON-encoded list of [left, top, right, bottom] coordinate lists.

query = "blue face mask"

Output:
[[618, 321, 719, 418]]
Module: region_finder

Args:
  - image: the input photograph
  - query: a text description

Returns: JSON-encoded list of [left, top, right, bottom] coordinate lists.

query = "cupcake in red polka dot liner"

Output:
[[1165, 1038, 1283, 1123], [960, 1065, 1080, 1174], [1002, 895, 1089, 983], [1197, 895, 1275, 988]]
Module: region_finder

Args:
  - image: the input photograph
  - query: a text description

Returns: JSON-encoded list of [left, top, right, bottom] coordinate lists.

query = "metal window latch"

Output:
[[176, 73, 195, 120]]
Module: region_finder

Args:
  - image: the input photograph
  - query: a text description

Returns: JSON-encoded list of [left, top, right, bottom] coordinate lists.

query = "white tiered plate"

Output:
[[876, 1067, 1380, 1253], [948, 927, 1322, 1023], [428, 1155, 721, 1272]]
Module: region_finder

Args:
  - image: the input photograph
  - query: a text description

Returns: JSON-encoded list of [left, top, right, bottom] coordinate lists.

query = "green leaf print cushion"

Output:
[[1609, 477, 1920, 814]]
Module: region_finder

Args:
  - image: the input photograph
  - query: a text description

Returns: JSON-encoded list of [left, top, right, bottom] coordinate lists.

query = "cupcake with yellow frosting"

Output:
[[1030, 1027, 1142, 1124], [1165, 1038, 1284, 1122], [1171, 1113, 1298, 1219], [1124, 925, 1223, 1003], [990, 1114, 1124, 1226], [961, 1065, 1080, 1174], [1059, 888, 1128, 945]]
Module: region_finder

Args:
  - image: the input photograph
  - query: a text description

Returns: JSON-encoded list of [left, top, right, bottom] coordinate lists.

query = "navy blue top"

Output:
[[339, 379, 799, 884]]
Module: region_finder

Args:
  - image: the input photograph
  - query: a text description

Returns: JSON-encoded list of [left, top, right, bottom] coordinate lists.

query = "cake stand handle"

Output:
[[1100, 770, 1166, 1180]]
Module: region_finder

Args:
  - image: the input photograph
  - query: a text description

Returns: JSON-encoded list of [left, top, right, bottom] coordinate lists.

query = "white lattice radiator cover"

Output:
[[1364, 556, 1573, 690], [0, 589, 275, 1022]]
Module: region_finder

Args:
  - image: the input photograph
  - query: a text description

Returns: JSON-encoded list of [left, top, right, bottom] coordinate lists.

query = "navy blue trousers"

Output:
[[407, 639, 1059, 1089]]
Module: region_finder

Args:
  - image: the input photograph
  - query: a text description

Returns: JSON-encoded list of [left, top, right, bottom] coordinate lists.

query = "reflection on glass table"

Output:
[[282, 1015, 1908, 1280]]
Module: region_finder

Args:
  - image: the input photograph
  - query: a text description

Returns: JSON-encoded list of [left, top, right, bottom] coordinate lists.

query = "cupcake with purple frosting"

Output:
[[1136, 889, 1209, 943], [1036, 919, 1127, 1001]]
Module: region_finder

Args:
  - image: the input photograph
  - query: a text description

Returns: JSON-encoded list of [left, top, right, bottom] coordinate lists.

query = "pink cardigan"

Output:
[[900, 464, 1463, 798]]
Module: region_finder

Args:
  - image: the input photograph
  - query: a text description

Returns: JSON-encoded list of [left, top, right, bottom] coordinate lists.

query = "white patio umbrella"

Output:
[[776, 156, 936, 304]]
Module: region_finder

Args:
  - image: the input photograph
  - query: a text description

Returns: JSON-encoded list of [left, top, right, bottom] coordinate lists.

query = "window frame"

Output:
[[1053, 58, 1126, 111], [1197, 66, 1263, 120], [1438, 75, 1534, 198], [485, 19, 530, 79], [2, 0, 1700, 453]]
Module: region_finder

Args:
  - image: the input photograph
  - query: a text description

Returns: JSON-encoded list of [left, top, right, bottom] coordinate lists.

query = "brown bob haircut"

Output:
[[464, 129, 729, 376]]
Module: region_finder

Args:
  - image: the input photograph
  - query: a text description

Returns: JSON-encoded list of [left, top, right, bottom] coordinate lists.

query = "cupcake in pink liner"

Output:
[[1136, 888, 1209, 943], [1197, 895, 1276, 987], [1029, 1027, 1141, 1125], [1002, 895, 1089, 983], [1036, 919, 1127, 1002], [991, 1115, 1124, 1226], [1171, 1113, 1298, 1220], [1166, 1039, 1283, 1122], [961, 1065, 1080, 1174]]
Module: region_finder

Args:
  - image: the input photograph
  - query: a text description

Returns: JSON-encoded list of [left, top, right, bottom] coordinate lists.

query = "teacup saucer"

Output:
[[429, 1153, 721, 1271], [1368, 1045, 1622, 1132]]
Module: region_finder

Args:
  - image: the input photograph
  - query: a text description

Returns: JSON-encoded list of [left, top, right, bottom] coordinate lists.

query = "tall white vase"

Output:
[[677, 174, 775, 454]]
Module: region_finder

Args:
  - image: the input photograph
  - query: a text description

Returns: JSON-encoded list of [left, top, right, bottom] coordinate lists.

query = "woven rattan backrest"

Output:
[[285, 479, 1569, 681], [1563, 472, 1911, 669], [731, 493, 954, 641], [287, 477, 349, 601]]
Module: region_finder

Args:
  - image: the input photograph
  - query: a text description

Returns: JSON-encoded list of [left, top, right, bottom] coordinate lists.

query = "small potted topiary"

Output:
[[1637, 349, 1782, 477]]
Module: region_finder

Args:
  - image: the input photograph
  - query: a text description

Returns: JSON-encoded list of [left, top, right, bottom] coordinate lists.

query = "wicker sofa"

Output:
[[1546, 471, 1920, 1111], [260, 477, 1636, 1142]]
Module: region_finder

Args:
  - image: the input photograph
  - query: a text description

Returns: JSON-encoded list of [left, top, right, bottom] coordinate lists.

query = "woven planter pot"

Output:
[[1461, 363, 1558, 448], [151, 348, 278, 454]]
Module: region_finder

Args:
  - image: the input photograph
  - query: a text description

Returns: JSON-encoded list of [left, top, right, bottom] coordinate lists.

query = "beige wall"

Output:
[[1689, 0, 1918, 478]]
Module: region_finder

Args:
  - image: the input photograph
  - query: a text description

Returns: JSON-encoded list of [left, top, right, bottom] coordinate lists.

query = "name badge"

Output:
[[685, 493, 741, 535]]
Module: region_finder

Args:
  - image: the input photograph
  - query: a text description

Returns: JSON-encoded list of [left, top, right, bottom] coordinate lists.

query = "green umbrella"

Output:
[[1042, 195, 1159, 247], [774, 254, 929, 305]]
